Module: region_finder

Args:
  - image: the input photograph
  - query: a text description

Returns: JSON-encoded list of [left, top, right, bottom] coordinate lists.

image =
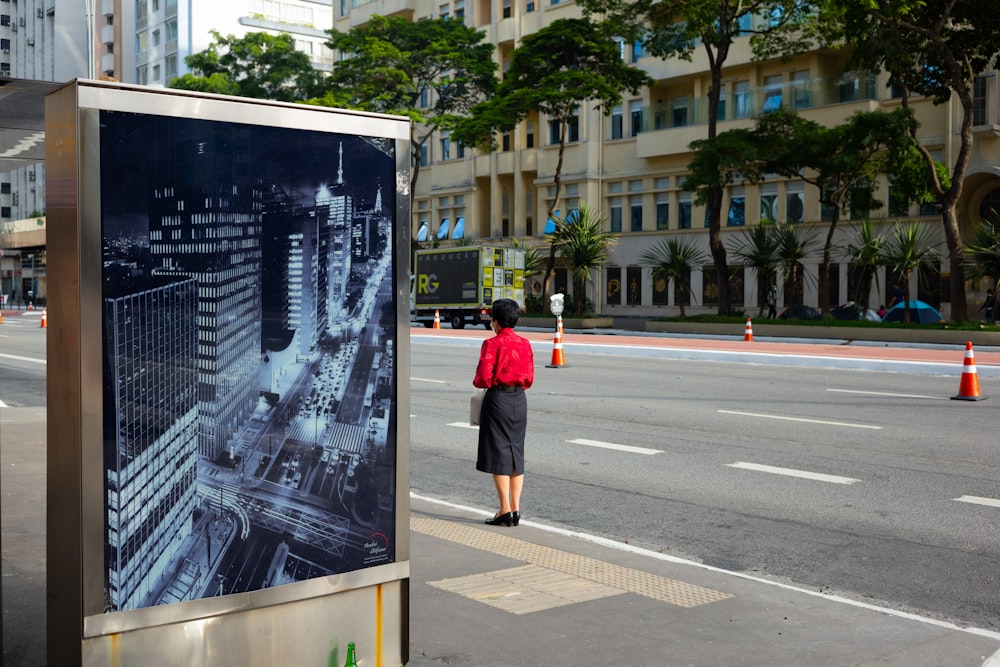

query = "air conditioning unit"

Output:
[[36, 8, 43, 18], [11, 24, 17, 32], [25, 38, 34, 46], [19, 17, 26, 26], [46, 7, 55, 16]]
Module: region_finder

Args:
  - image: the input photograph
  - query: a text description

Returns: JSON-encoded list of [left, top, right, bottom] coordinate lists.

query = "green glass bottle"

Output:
[[343, 642, 358, 667]]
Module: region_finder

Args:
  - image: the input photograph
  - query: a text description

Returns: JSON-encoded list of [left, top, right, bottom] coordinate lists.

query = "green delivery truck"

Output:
[[410, 246, 527, 329]]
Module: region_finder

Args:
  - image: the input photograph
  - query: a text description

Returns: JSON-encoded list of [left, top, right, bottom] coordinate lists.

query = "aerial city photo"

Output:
[[98, 110, 398, 613]]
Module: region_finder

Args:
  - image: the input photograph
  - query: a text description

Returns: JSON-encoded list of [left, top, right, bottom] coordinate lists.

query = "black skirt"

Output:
[[476, 386, 527, 475]]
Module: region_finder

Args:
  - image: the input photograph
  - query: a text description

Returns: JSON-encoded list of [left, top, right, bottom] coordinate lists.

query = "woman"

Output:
[[473, 298, 534, 527]]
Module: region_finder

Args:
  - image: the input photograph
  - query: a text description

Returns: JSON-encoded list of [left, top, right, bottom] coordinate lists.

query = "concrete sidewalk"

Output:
[[407, 495, 1000, 667], [4, 404, 1000, 666]]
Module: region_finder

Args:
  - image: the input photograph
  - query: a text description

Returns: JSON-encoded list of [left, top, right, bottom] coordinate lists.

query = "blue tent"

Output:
[[882, 300, 944, 323]]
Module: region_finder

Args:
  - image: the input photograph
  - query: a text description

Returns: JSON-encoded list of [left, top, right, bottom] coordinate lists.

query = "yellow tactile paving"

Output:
[[412, 514, 732, 609]]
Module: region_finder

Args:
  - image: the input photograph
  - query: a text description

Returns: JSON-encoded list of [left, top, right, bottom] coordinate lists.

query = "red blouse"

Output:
[[473, 328, 535, 389]]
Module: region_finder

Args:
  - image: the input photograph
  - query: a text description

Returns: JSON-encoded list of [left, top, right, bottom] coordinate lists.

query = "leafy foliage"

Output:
[[640, 238, 708, 317], [551, 203, 619, 316], [171, 31, 323, 102], [322, 16, 498, 189], [838, 218, 890, 310], [884, 222, 940, 322]]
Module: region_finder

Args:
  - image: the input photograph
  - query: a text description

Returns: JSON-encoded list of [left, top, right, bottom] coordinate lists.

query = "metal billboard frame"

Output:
[[46, 79, 411, 666]]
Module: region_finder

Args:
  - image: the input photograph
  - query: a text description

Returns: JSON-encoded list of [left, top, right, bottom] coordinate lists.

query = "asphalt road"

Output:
[[409, 333, 1000, 633], [3, 318, 998, 634]]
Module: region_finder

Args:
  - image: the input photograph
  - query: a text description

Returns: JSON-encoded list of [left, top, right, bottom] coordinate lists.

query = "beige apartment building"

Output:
[[338, 1, 1000, 318]]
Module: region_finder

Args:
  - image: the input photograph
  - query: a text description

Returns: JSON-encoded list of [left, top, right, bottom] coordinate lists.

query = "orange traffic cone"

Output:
[[0, 310, 4, 324], [952, 341, 986, 401], [27, 302, 34, 311], [433, 309, 441, 329], [546, 315, 566, 368], [40, 308, 46, 329], [744, 316, 754, 342]]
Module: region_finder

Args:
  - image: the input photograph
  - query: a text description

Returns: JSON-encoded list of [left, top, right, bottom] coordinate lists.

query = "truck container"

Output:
[[411, 246, 526, 329]]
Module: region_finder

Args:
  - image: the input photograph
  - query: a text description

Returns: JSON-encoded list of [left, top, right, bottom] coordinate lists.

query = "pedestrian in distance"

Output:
[[980, 288, 996, 323], [888, 283, 904, 309], [877, 304, 887, 319], [767, 285, 777, 319], [473, 298, 534, 527]]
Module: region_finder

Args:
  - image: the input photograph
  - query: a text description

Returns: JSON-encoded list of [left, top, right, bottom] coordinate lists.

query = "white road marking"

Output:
[[728, 461, 860, 485], [0, 352, 45, 365], [718, 409, 882, 430], [447, 422, 479, 430], [826, 388, 946, 400], [567, 438, 661, 455], [954, 495, 1000, 509], [411, 377, 447, 383], [0, 400, 8, 408]]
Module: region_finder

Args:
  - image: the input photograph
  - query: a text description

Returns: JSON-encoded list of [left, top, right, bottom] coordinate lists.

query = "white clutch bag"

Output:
[[470, 388, 486, 425]]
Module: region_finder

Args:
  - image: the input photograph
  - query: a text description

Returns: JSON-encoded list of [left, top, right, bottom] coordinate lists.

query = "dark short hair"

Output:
[[491, 298, 521, 329]]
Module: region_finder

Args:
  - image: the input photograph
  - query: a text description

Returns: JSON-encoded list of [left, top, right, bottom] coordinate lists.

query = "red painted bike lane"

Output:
[[411, 327, 1000, 369]]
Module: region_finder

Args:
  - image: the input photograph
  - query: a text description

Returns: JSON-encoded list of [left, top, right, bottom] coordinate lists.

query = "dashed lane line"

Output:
[[567, 438, 661, 455], [826, 388, 947, 400], [954, 495, 1000, 509], [728, 461, 860, 485], [718, 409, 882, 429]]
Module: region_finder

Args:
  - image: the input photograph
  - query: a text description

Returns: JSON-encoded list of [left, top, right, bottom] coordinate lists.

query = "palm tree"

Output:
[[774, 223, 819, 307], [963, 216, 1000, 295], [551, 203, 618, 316], [884, 222, 940, 323], [838, 218, 889, 311], [728, 222, 781, 318], [640, 238, 708, 317]]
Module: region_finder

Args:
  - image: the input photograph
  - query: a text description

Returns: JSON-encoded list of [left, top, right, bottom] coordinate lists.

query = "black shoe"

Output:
[[511, 511, 520, 526], [485, 512, 513, 527]]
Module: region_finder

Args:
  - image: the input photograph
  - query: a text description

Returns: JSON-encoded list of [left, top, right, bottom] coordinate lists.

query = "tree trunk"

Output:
[[819, 207, 840, 316], [541, 117, 569, 315], [704, 52, 729, 315]]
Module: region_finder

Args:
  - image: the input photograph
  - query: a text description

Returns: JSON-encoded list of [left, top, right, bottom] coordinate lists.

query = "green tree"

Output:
[[551, 203, 619, 316], [454, 17, 651, 314], [728, 222, 781, 318], [884, 222, 940, 323], [640, 237, 709, 317], [170, 31, 322, 102], [323, 16, 498, 192], [579, 0, 820, 315], [749, 108, 923, 315], [838, 218, 889, 311], [833, 0, 1000, 320]]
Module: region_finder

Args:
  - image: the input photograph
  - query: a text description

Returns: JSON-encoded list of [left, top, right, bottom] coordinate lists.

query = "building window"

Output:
[[762, 75, 783, 113], [630, 100, 643, 136], [606, 267, 622, 305], [672, 96, 688, 127], [440, 132, 451, 161], [549, 116, 579, 144], [526, 121, 534, 148], [153, 64, 161, 81], [791, 70, 810, 109], [503, 0, 512, 17], [454, 0, 464, 20], [679, 194, 692, 229], [760, 184, 778, 221], [632, 39, 644, 62], [630, 195, 642, 232], [888, 178, 910, 217], [734, 81, 751, 119], [786, 182, 804, 222], [152, 29, 160, 46], [656, 193, 669, 230], [610, 197, 622, 233], [727, 187, 745, 226], [717, 88, 727, 121], [137, 64, 149, 85], [626, 267, 642, 305], [979, 187, 1000, 219], [419, 144, 429, 167], [973, 76, 988, 126], [0, 16, 8, 27], [502, 132, 511, 151], [165, 54, 177, 80], [439, 3, 449, 19], [526, 0, 535, 12], [0, 38, 9, 50], [613, 37, 625, 61], [456, 142, 465, 159], [419, 87, 429, 108], [610, 105, 623, 140]]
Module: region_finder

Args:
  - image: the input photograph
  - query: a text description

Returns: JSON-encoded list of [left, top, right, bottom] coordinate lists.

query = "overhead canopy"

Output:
[[0, 78, 62, 173]]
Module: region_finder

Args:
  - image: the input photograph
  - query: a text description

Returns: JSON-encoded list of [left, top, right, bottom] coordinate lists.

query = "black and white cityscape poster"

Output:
[[98, 110, 398, 612]]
